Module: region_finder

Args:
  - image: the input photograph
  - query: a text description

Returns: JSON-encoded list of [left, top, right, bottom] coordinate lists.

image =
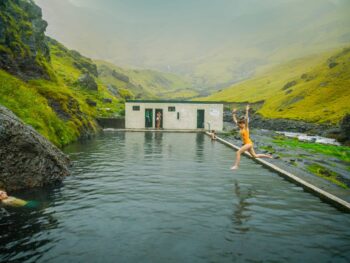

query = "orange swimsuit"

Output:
[[240, 129, 253, 145]]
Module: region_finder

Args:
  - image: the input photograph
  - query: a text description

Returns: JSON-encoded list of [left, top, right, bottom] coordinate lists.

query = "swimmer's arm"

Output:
[[245, 104, 250, 129], [232, 108, 238, 125]]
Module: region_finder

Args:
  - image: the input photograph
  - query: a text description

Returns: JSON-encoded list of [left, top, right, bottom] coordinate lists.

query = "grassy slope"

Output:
[[96, 60, 198, 100], [199, 47, 350, 124], [0, 69, 73, 145], [0, 40, 122, 147]]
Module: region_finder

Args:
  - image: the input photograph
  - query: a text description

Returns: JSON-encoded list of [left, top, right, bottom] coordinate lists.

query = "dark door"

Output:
[[155, 109, 163, 129], [197, 109, 205, 128], [145, 109, 153, 128]]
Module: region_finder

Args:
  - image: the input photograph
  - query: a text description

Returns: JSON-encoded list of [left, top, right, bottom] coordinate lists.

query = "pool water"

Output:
[[1, 132, 350, 262]]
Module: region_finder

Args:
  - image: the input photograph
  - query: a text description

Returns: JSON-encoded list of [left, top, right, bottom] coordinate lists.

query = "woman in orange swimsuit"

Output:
[[231, 105, 272, 170]]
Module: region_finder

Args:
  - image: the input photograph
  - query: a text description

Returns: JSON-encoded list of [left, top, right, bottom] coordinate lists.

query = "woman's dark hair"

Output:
[[238, 118, 246, 124]]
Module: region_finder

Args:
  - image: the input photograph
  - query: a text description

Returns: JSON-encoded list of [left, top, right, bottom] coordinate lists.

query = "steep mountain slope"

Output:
[[96, 60, 198, 100], [200, 47, 350, 124], [0, 0, 121, 147], [0, 0, 52, 79]]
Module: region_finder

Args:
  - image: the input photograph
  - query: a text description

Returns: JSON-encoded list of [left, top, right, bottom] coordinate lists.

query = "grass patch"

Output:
[[260, 145, 276, 154], [273, 137, 350, 163], [307, 163, 348, 189]]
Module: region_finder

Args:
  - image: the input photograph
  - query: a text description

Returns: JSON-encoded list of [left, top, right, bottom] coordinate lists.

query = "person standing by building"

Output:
[[156, 112, 162, 129]]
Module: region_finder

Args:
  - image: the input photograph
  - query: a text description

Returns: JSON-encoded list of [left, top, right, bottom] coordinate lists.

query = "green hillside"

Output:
[[0, 0, 125, 147], [96, 60, 198, 100], [0, 37, 122, 147], [200, 47, 350, 124]]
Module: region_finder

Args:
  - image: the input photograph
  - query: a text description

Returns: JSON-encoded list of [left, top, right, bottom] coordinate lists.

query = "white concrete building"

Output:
[[125, 100, 223, 131]]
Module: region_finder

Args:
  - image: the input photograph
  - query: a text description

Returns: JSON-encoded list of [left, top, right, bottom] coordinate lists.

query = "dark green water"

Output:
[[1, 132, 350, 262]]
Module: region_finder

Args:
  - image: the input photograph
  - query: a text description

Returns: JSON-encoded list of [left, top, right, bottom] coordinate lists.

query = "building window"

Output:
[[132, 105, 140, 111], [177, 112, 180, 120], [168, 106, 176, 112]]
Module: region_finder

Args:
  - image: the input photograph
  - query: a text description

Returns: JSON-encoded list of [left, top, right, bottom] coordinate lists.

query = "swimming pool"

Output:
[[1, 132, 350, 262]]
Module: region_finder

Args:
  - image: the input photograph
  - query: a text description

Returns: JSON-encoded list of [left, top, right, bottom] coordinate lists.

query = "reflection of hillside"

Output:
[[0, 187, 62, 262], [232, 180, 252, 233]]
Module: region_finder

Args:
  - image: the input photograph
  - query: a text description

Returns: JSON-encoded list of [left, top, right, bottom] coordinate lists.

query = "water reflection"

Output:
[[231, 180, 252, 233], [154, 132, 163, 155], [195, 133, 205, 162]]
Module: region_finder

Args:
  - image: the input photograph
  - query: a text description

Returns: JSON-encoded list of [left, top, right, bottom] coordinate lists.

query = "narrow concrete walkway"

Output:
[[206, 132, 350, 213], [103, 128, 205, 133]]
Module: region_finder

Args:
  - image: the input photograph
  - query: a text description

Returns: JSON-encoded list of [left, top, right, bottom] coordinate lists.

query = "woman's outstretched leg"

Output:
[[231, 144, 252, 170], [249, 147, 273, 159]]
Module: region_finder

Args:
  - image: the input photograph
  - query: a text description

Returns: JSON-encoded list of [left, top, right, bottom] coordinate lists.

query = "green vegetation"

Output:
[[0, 36, 124, 147], [199, 47, 350, 124], [307, 164, 348, 189], [260, 145, 276, 154], [273, 138, 350, 163], [0, 70, 75, 146], [96, 60, 197, 100]]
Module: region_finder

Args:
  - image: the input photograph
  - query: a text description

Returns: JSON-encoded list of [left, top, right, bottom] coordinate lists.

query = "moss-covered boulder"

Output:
[[0, 104, 70, 191]]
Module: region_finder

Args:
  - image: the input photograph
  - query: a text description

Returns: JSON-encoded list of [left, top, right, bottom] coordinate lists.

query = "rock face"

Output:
[[76, 73, 98, 90], [0, 0, 51, 80], [103, 98, 112, 103], [85, 98, 97, 107], [107, 84, 119, 97], [0, 105, 70, 191], [339, 114, 350, 145]]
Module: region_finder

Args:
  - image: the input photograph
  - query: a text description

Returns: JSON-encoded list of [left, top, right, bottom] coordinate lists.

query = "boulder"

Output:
[[103, 98, 113, 103], [0, 105, 70, 191], [328, 62, 338, 69], [76, 73, 98, 90], [85, 98, 97, 107], [282, 80, 297, 90]]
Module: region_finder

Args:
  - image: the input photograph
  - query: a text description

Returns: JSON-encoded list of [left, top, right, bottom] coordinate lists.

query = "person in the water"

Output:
[[231, 105, 272, 170], [0, 189, 38, 208], [210, 130, 217, 140]]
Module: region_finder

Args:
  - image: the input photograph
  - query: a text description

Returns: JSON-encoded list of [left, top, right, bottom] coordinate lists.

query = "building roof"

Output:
[[126, 100, 224, 104]]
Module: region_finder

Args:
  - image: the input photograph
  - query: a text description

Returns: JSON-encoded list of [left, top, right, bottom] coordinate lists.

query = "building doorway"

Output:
[[197, 109, 205, 129], [145, 108, 153, 128]]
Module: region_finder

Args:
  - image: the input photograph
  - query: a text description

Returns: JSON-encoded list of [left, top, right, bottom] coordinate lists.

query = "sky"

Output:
[[35, 0, 350, 88]]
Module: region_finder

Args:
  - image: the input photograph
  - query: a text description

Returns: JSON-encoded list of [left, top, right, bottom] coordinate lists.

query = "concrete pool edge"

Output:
[[206, 132, 350, 213], [103, 128, 205, 133]]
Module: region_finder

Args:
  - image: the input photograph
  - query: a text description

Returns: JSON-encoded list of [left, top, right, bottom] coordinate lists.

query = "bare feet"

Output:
[[230, 165, 238, 170]]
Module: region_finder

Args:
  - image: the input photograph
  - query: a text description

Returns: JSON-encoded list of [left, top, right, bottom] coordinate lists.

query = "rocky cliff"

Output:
[[0, 0, 52, 80]]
